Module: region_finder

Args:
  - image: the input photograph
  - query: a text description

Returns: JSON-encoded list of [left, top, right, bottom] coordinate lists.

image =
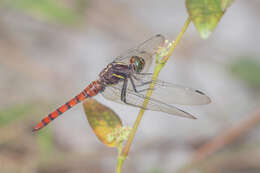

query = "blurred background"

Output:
[[0, 0, 260, 173]]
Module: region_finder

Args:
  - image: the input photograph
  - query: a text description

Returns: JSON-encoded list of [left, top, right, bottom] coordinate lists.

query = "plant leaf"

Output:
[[221, 0, 234, 11], [186, 0, 224, 39], [83, 98, 122, 147]]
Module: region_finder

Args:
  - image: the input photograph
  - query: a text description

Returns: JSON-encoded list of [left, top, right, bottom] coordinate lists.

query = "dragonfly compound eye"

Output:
[[130, 56, 145, 73]]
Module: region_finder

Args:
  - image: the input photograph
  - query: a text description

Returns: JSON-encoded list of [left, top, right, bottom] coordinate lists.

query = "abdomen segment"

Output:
[[33, 80, 102, 132]]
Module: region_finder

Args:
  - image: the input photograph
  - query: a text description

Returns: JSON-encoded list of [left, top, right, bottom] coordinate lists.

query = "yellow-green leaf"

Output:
[[186, 0, 224, 39], [221, 0, 234, 11], [83, 98, 122, 147]]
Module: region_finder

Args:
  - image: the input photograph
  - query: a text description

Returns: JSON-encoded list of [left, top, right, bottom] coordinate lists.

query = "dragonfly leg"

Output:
[[132, 73, 152, 81], [131, 74, 153, 87], [136, 81, 152, 87], [121, 78, 148, 109], [130, 76, 154, 93], [135, 72, 153, 75], [121, 78, 128, 103], [135, 88, 154, 93], [129, 76, 138, 92]]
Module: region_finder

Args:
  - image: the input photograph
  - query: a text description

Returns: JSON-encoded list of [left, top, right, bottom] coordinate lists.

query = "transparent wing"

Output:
[[132, 73, 211, 105], [131, 74, 211, 105], [137, 34, 165, 55], [113, 34, 165, 72], [102, 84, 196, 119]]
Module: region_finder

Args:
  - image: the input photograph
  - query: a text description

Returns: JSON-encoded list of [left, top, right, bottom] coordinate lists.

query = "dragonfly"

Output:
[[33, 34, 211, 132]]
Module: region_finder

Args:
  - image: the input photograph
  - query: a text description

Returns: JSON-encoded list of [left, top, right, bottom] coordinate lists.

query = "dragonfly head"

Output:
[[130, 56, 145, 73]]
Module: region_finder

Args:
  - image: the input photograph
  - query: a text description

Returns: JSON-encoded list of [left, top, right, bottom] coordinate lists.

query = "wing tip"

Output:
[[195, 90, 205, 95], [190, 115, 197, 119], [155, 33, 163, 38], [195, 90, 212, 104], [176, 107, 198, 119], [185, 112, 197, 119], [155, 34, 165, 43], [204, 95, 212, 104]]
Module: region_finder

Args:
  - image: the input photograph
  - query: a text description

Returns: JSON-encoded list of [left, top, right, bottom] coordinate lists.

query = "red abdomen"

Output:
[[33, 80, 103, 132]]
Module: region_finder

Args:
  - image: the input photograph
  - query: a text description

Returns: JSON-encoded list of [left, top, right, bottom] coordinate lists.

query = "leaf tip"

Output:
[[199, 29, 212, 39]]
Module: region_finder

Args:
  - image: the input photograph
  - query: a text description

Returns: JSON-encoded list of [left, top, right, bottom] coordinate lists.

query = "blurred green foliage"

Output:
[[0, 104, 32, 127], [1, 0, 89, 24], [229, 58, 260, 88], [0, 102, 56, 172], [37, 128, 54, 161]]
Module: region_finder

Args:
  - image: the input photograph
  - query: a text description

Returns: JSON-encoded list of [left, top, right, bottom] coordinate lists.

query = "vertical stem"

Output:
[[115, 17, 191, 173], [116, 143, 124, 173], [116, 158, 124, 173], [122, 66, 162, 156], [162, 17, 191, 63]]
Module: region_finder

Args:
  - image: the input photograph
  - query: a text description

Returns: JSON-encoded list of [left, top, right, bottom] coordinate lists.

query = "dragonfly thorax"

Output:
[[99, 62, 130, 85]]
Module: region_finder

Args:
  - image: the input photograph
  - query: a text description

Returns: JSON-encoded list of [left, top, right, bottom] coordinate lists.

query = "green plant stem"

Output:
[[116, 143, 124, 173], [115, 17, 191, 173], [162, 17, 192, 63]]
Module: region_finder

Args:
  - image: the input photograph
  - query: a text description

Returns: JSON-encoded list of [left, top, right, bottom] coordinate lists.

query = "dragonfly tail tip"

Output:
[[32, 126, 41, 132]]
